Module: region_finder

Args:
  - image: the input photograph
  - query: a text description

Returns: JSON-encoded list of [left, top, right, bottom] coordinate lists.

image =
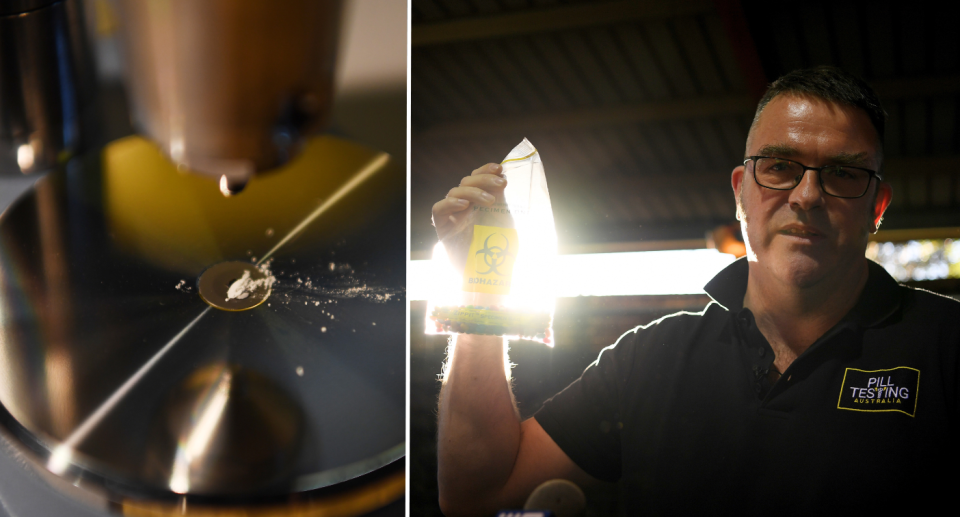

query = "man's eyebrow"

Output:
[[826, 151, 870, 166], [752, 146, 872, 167], [755, 144, 800, 157]]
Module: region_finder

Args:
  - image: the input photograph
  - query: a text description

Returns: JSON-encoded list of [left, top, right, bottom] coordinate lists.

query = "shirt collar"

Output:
[[703, 256, 901, 328]]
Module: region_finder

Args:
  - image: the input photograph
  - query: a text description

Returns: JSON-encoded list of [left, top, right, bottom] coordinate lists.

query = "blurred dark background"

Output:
[[410, 0, 960, 515]]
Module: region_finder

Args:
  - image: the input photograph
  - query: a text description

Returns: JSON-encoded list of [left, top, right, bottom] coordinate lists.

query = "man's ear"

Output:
[[872, 181, 893, 232], [732, 165, 745, 221]]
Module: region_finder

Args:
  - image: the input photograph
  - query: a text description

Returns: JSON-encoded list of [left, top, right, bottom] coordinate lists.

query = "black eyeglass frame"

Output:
[[743, 156, 882, 199]]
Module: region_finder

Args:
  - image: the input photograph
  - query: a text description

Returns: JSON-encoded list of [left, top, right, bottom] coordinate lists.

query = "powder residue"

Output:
[[225, 263, 277, 302]]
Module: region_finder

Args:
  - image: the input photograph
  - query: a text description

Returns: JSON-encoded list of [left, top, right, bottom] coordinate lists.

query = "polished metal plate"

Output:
[[0, 135, 405, 502]]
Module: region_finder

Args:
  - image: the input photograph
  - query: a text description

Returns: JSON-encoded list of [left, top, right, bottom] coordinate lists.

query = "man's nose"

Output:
[[788, 169, 825, 210]]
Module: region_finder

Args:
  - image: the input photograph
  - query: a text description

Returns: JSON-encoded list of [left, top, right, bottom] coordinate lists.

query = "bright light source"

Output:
[[47, 445, 73, 475], [17, 144, 34, 170], [411, 248, 736, 300]]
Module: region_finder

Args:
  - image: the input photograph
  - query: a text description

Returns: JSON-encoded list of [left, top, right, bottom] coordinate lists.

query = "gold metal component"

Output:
[[121, 470, 405, 517], [197, 261, 271, 311]]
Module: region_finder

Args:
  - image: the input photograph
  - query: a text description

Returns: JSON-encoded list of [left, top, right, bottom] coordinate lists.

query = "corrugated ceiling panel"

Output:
[[931, 174, 952, 207], [672, 17, 725, 94], [931, 97, 957, 155], [613, 25, 672, 100], [690, 119, 731, 168], [585, 28, 648, 103], [708, 188, 735, 218], [902, 99, 926, 156], [799, 5, 834, 67], [619, 125, 666, 172], [663, 120, 705, 170], [642, 20, 699, 97], [702, 15, 745, 92], [411, 65, 461, 125], [641, 122, 685, 173], [438, 0, 474, 17], [865, 5, 895, 78], [454, 45, 527, 114], [476, 40, 550, 112], [413, 55, 479, 119], [413, 0, 446, 22], [639, 187, 674, 221], [559, 31, 623, 105], [685, 189, 714, 220], [530, 34, 598, 105], [831, 4, 865, 77], [467, 0, 501, 15], [884, 100, 903, 158], [502, 37, 575, 108], [772, 23, 804, 73], [933, 17, 959, 72], [500, 0, 533, 9], [627, 191, 656, 221], [429, 47, 501, 116], [906, 175, 927, 207], [716, 116, 749, 161], [662, 191, 692, 220]]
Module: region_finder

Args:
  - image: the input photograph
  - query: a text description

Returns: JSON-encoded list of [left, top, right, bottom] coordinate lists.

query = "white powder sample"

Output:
[[226, 271, 253, 301], [321, 327, 327, 333], [225, 268, 277, 302], [295, 366, 304, 377], [265, 228, 274, 237]]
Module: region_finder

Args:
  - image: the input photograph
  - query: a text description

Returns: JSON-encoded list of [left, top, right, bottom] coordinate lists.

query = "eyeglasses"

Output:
[[743, 156, 880, 199]]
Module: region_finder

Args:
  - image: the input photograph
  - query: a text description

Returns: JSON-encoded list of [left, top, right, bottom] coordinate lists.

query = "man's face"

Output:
[[731, 94, 892, 289]]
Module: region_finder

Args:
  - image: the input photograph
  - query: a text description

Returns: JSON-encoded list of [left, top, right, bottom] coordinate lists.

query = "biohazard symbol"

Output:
[[475, 233, 513, 276]]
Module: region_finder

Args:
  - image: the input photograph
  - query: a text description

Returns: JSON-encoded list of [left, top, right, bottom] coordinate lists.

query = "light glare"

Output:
[[411, 248, 736, 300], [17, 144, 34, 170]]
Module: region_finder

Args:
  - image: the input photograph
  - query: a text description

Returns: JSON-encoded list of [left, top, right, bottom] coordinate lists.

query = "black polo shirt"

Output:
[[535, 258, 960, 515]]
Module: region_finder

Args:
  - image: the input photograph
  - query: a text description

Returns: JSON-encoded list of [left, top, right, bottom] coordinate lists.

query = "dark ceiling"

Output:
[[410, 0, 960, 257]]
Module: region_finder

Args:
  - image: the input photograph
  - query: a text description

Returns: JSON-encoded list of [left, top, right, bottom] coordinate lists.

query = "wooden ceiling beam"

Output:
[[412, 0, 714, 47], [414, 93, 756, 141]]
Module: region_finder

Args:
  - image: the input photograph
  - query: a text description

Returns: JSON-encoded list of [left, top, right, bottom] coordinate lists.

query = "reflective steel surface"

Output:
[[0, 135, 405, 501], [0, 0, 98, 175], [117, 0, 342, 189]]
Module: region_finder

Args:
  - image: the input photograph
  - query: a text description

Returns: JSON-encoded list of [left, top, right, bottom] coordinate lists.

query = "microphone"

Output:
[[496, 479, 586, 517]]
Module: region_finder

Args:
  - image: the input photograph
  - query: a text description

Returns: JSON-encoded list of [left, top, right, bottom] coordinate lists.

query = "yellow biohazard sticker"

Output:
[[463, 225, 519, 294]]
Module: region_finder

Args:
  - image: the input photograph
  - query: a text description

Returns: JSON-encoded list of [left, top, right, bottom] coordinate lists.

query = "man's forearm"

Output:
[[437, 333, 521, 516]]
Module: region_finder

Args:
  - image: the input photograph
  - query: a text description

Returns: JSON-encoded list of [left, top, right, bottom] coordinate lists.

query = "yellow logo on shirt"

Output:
[[837, 367, 920, 417]]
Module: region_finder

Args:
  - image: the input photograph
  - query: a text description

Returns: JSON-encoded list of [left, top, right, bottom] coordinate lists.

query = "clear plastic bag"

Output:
[[426, 138, 558, 344]]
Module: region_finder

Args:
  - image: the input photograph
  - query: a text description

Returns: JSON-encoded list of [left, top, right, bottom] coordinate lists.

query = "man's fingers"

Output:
[[460, 173, 506, 191], [446, 185, 496, 206], [471, 163, 503, 177], [433, 196, 470, 219], [432, 163, 507, 233]]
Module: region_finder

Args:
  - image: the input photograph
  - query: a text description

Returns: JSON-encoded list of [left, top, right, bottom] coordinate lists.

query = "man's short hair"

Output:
[[751, 66, 887, 164]]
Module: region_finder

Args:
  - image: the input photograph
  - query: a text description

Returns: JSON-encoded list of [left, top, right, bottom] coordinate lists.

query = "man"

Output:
[[432, 67, 960, 515]]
